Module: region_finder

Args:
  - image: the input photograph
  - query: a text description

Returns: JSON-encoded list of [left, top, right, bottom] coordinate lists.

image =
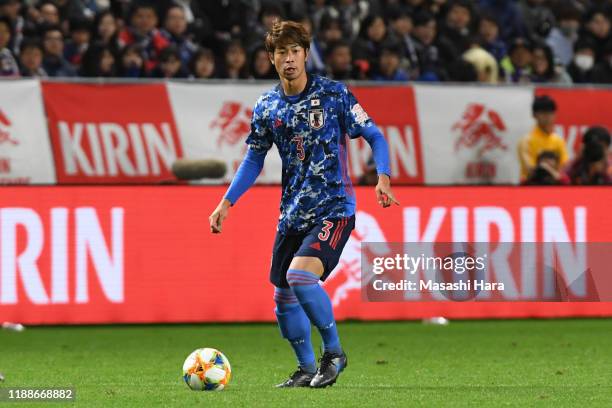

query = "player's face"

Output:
[[271, 43, 308, 81]]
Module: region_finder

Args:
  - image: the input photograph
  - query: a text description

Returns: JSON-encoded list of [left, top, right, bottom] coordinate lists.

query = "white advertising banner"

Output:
[[0, 80, 55, 184], [167, 82, 283, 184], [415, 84, 533, 185]]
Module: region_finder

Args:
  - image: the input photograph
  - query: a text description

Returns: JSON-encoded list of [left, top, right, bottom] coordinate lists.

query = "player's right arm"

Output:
[[209, 97, 273, 233]]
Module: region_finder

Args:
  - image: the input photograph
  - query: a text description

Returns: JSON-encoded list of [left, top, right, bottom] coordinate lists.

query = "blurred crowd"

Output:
[[0, 0, 611, 83]]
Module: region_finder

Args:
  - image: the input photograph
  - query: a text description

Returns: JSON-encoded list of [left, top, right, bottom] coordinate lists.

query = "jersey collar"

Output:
[[278, 74, 313, 104]]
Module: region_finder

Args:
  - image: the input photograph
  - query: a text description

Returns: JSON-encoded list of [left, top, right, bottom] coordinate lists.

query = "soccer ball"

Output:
[[182, 348, 232, 391]]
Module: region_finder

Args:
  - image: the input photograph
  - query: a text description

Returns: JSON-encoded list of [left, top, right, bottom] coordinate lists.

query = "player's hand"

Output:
[[209, 199, 231, 233], [375, 174, 400, 208]]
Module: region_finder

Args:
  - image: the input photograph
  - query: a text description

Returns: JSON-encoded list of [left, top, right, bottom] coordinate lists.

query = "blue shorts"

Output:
[[270, 215, 355, 288]]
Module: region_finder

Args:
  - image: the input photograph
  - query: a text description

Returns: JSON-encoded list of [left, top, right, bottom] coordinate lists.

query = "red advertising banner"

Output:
[[536, 87, 612, 159], [42, 83, 183, 184], [1, 186, 612, 325], [349, 86, 424, 184]]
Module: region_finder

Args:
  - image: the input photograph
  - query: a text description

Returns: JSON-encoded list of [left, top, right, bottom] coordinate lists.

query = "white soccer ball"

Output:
[[182, 348, 232, 391]]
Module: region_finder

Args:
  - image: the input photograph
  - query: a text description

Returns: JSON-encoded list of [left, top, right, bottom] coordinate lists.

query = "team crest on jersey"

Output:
[[309, 108, 325, 130]]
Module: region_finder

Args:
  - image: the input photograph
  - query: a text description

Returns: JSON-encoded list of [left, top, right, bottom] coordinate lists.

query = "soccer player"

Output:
[[209, 21, 398, 388]]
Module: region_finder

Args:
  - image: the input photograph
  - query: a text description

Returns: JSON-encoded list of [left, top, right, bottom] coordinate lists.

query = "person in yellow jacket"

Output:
[[518, 95, 569, 180]]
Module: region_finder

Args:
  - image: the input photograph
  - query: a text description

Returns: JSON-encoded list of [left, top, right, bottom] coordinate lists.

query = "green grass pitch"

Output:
[[1, 319, 612, 407]]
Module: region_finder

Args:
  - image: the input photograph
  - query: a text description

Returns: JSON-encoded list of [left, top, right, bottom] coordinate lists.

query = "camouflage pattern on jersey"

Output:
[[246, 75, 375, 233]]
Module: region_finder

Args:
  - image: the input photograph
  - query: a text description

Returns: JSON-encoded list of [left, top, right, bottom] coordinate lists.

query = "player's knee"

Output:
[[286, 268, 320, 288]]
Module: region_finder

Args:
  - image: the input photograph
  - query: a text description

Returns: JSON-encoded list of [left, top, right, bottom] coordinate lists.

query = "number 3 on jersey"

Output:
[[318, 220, 334, 241], [292, 136, 305, 161]]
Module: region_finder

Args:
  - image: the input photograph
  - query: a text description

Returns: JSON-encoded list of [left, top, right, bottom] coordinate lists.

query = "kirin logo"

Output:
[[0, 109, 19, 146], [452, 103, 507, 157], [210, 102, 253, 147]]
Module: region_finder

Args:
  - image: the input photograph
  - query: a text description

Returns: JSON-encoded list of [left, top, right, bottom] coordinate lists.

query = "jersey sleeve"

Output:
[[340, 84, 375, 139], [245, 96, 273, 153]]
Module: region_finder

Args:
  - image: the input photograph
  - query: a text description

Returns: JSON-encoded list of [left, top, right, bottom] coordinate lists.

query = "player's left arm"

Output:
[[340, 85, 399, 208], [361, 126, 399, 208]]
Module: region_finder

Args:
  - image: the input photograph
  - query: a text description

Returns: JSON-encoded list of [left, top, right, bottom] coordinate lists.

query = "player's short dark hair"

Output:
[[532, 95, 557, 114], [265, 20, 310, 53]]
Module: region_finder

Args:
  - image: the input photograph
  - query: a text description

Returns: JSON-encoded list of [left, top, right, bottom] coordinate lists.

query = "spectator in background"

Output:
[[38, 2, 61, 28], [352, 14, 392, 76], [0, 15, 18, 76], [591, 38, 612, 83], [325, 40, 358, 80], [546, 4, 581, 66], [479, 13, 507, 62], [161, 4, 197, 67], [249, 45, 276, 80], [479, 0, 526, 42], [447, 58, 478, 82], [566, 126, 611, 181], [530, 42, 572, 84], [199, 0, 250, 55], [80, 43, 116, 77], [318, 13, 344, 46], [501, 37, 532, 83], [439, 0, 475, 54], [92, 10, 119, 54], [583, 8, 611, 62], [41, 25, 76, 76], [567, 37, 596, 83], [523, 150, 570, 185], [151, 45, 188, 78], [518, 0, 554, 41], [463, 47, 499, 83], [0, 0, 23, 53], [330, 0, 371, 41], [567, 140, 610, 185], [118, 43, 146, 78], [387, 5, 420, 79], [18, 38, 46, 77], [218, 39, 248, 79], [518, 95, 568, 181], [52, 0, 88, 23], [412, 10, 454, 81], [371, 41, 409, 81], [64, 18, 91, 68], [247, 4, 283, 52], [189, 46, 216, 79], [157, 0, 211, 46], [118, 2, 169, 72], [298, 14, 325, 76], [308, 13, 345, 75]]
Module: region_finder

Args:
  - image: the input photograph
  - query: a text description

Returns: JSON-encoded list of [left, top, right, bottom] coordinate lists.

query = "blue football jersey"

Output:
[[246, 75, 375, 233]]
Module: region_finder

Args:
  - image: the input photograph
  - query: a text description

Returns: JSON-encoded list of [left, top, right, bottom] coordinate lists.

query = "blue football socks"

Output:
[[286, 269, 342, 354], [273, 287, 317, 373]]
